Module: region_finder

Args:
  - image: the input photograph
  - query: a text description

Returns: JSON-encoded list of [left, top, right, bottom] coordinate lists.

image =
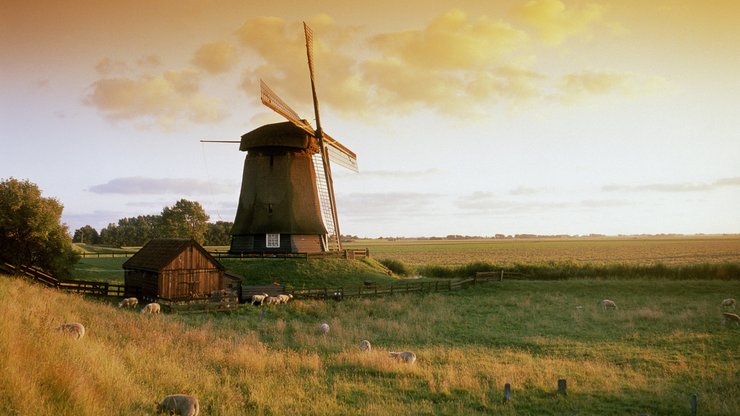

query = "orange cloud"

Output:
[[192, 41, 237, 74], [370, 9, 527, 70], [557, 70, 669, 103], [512, 0, 604, 45], [86, 68, 226, 130]]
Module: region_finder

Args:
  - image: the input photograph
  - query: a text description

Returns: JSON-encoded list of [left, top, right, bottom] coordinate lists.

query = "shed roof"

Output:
[[122, 238, 225, 272]]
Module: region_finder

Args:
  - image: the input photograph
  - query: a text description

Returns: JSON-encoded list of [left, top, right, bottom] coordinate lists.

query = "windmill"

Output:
[[214, 22, 358, 254]]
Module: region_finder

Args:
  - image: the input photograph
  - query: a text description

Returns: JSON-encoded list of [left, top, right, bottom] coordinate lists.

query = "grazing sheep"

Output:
[[600, 299, 618, 310], [319, 323, 330, 334], [389, 351, 416, 364], [359, 339, 372, 352], [141, 303, 161, 314], [250, 293, 269, 305], [723, 312, 740, 326], [721, 298, 736, 310], [265, 296, 282, 306], [156, 394, 199, 416], [118, 297, 138, 308], [277, 294, 293, 304], [57, 322, 85, 339]]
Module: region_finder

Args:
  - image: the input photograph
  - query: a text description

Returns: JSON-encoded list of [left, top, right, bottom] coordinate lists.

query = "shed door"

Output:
[[175, 270, 201, 298]]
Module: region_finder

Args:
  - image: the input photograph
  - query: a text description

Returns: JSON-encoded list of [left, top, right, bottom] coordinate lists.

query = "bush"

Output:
[[378, 258, 413, 276]]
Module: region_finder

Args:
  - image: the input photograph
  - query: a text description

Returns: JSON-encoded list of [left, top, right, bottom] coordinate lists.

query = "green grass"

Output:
[[2, 275, 739, 415], [221, 257, 396, 288]]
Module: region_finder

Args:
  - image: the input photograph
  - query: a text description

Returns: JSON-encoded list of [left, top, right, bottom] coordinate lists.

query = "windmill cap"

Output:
[[240, 122, 317, 151]]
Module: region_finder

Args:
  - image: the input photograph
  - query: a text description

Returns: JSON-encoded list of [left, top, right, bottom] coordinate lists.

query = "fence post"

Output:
[[503, 383, 511, 403], [690, 393, 697, 416], [557, 378, 567, 396], [500, 270, 504, 281]]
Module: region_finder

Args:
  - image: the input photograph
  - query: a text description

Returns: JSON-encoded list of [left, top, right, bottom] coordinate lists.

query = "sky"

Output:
[[2, 0, 739, 238]]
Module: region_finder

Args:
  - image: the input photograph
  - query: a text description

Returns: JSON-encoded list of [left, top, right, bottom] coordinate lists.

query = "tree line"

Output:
[[73, 199, 233, 247]]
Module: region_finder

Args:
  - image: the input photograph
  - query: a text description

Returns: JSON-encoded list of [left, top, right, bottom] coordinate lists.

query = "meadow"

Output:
[[1, 274, 739, 415], [345, 235, 740, 267]]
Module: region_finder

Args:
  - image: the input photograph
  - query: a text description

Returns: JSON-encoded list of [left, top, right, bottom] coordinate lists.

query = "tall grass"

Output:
[[2, 274, 739, 415], [417, 260, 740, 280]]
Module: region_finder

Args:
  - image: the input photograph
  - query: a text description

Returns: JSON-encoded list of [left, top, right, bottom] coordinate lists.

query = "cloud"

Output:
[[602, 177, 740, 193], [191, 41, 237, 74], [88, 177, 236, 195], [512, 0, 605, 45], [556, 70, 670, 103], [455, 191, 626, 213], [95, 57, 130, 76], [85, 68, 227, 130], [369, 9, 527, 71], [339, 191, 443, 219], [346, 168, 445, 179]]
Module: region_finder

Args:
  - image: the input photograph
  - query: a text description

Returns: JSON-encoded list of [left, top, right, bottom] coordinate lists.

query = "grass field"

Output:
[[2, 274, 738, 415], [345, 235, 740, 267]]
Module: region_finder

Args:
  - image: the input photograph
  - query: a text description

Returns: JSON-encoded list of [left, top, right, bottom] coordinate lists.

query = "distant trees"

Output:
[[72, 225, 99, 244], [0, 178, 78, 277], [204, 221, 233, 246], [78, 199, 229, 247], [159, 199, 210, 244]]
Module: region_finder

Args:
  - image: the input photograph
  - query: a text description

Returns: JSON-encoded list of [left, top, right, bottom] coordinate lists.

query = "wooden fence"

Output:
[[2, 262, 125, 297], [285, 275, 503, 301]]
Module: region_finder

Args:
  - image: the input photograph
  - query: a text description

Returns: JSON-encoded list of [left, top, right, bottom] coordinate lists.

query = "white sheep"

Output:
[[389, 351, 416, 364], [250, 293, 269, 305], [600, 299, 618, 310], [118, 297, 138, 308], [141, 303, 161, 314], [156, 394, 199, 416], [319, 322, 330, 334], [359, 339, 372, 352], [57, 322, 85, 339], [723, 312, 740, 326], [721, 298, 736, 310], [265, 296, 282, 306], [277, 294, 293, 304]]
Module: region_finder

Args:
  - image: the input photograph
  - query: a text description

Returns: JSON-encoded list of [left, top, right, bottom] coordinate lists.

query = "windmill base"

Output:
[[229, 234, 325, 254]]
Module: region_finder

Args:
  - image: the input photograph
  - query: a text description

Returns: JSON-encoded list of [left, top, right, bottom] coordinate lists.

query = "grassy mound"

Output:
[[221, 257, 395, 288]]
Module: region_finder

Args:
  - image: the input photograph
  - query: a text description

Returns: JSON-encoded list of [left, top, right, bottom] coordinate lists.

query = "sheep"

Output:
[[265, 296, 282, 306], [250, 293, 269, 305], [156, 394, 199, 416], [277, 294, 293, 304], [57, 322, 85, 339], [389, 351, 416, 364], [319, 322, 330, 334], [141, 303, 161, 314], [600, 299, 618, 310], [721, 298, 736, 310], [723, 312, 740, 327], [118, 297, 138, 308], [359, 339, 372, 352]]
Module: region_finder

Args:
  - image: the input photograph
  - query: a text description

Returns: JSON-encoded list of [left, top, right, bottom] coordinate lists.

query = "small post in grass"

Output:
[[690, 393, 697, 416], [500, 269, 504, 281], [557, 378, 567, 396], [503, 383, 512, 403]]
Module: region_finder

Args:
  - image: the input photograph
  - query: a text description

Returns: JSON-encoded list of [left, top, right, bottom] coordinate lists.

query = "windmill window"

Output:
[[266, 233, 280, 248]]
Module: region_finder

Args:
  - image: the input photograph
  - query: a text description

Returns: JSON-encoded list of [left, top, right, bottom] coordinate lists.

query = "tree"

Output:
[[0, 178, 78, 277], [73, 225, 99, 244], [204, 221, 233, 246], [158, 199, 210, 243]]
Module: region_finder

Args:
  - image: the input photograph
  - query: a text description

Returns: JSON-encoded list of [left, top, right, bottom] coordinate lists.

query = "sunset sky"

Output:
[[2, 0, 739, 237]]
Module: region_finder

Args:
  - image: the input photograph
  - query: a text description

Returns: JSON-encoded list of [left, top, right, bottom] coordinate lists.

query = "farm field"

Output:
[[2, 275, 738, 415], [71, 235, 740, 284], [345, 235, 740, 267]]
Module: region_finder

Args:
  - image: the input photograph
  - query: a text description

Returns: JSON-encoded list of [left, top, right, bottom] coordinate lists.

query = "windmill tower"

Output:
[[228, 22, 358, 254]]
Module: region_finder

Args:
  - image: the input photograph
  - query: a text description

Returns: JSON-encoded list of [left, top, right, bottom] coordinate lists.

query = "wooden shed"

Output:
[[123, 238, 241, 302]]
